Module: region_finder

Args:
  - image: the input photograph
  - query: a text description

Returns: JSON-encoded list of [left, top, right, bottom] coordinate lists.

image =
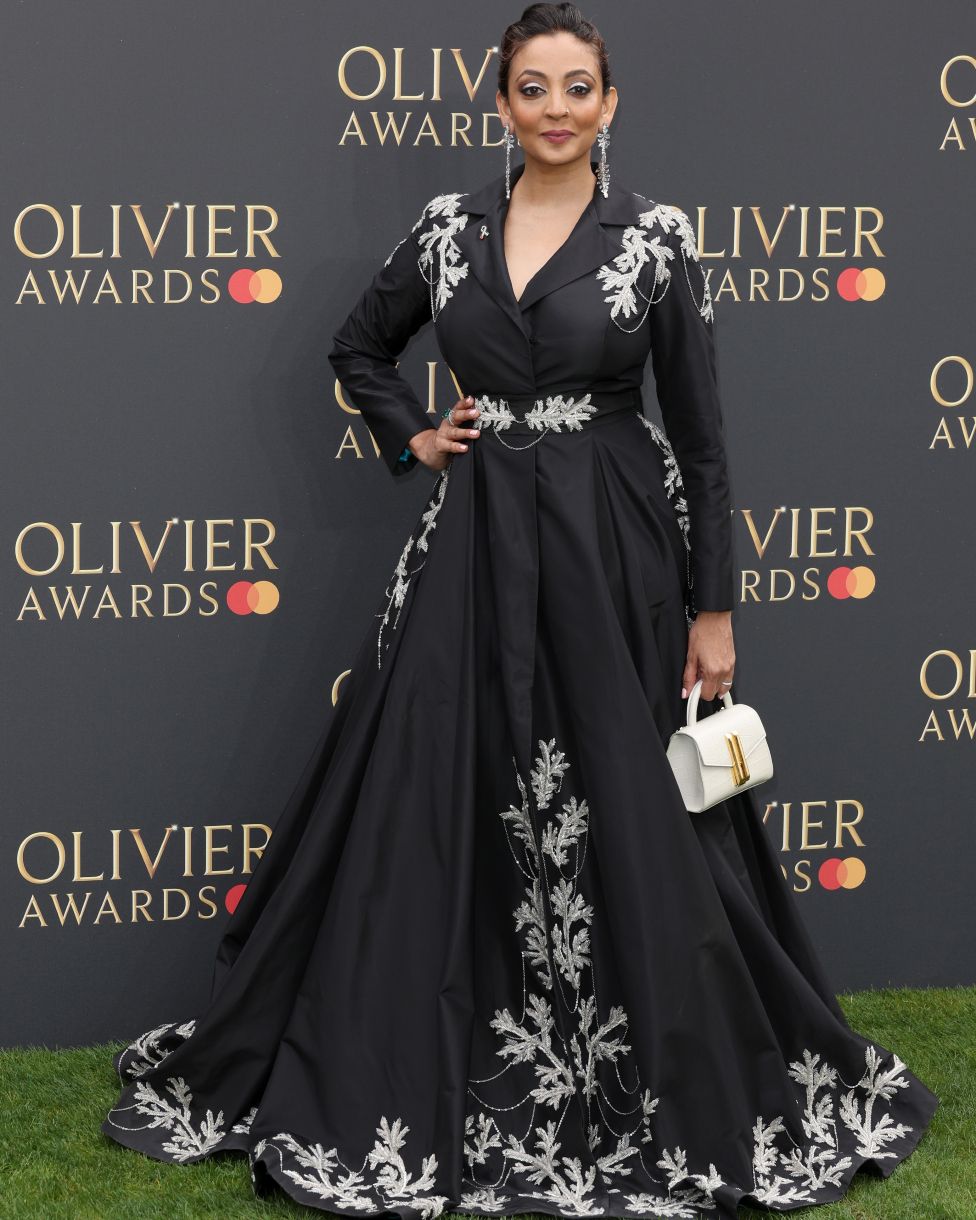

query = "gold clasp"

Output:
[[725, 733, 750, 785]]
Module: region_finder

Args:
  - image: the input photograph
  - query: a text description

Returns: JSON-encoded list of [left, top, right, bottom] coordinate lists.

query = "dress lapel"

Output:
[[454, 159, 639, 332], [455, 186, 531, 345]]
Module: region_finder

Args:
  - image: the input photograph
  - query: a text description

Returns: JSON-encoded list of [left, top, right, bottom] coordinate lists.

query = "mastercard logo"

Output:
[[836, 266, 885, 302], [225, 883, 247, 914], [226, 580, 280, 615], [228, 268, 282, 303], [826, 565, 875, 599], [818, 856, 866, 890]]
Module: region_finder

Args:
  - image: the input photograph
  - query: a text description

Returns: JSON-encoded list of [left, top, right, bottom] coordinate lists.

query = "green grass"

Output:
[[1, 986, 972, 1219]]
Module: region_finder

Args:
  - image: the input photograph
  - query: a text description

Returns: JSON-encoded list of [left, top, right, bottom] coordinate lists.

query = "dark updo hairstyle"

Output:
[[497, 3, 611, 97]]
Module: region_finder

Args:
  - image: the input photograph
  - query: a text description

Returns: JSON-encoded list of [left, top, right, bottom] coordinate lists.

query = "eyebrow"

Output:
[[515, 68, 596, 82]]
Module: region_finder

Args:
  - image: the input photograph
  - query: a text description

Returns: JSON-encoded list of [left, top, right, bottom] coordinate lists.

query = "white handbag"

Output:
[[665, 679, 773, 812]]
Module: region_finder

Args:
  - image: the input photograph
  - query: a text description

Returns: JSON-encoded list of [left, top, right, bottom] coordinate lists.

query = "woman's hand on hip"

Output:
[[683, 610, 735, 702], [409, 396, 481, 472]]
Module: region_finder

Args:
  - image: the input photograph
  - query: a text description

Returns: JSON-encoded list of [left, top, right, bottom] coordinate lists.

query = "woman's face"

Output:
[[497, 31, 617, 173]]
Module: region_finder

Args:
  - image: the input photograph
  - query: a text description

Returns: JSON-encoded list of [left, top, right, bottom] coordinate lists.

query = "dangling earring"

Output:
[[504, 124, 516, 199], [597, 122, 611, 199]]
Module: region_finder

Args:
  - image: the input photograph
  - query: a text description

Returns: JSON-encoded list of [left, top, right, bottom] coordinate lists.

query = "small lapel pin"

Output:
[[479, 225, 489, 240]]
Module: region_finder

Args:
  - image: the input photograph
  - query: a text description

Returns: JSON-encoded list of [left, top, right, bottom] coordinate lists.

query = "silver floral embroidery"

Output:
[[597, 200, 714, 331], [233, 1106, 258, 1134], [473, 392, 598, 450], [102, 729, 923, 1211], [400, 191, 716, 331], [461, 736, 714, 1217], [458, 735, 919, 1217], [252, 1119, 449, 1219], [103, 1001, 919, 1216], [412, 193, 470, 320], [661, 205, 715, 324], [376, 466, 450, 669], [104, 1064, 229, 1162], [116, 1019, 197, 1079], [474, 392, 597, 433], [636, 413, 695, 626]]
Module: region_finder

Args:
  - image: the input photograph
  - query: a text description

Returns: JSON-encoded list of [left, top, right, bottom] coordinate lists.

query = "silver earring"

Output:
[[504, 124, 516, 199], [597, 122, 610, 199]]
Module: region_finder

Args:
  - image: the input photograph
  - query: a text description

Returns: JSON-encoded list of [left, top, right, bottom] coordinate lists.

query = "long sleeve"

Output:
[[648, 215, 735, 611], [328, 213, 436, 478]]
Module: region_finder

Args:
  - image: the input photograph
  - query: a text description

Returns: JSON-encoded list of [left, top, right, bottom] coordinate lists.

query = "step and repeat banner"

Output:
[[2, 1, 973, 1047]]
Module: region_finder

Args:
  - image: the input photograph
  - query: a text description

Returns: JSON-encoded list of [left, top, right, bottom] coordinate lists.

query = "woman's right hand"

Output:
[[407, 396, 481, 471]]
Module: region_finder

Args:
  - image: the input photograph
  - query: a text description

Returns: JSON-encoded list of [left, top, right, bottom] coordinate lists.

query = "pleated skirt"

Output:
[[102, 406, 939, 1218]]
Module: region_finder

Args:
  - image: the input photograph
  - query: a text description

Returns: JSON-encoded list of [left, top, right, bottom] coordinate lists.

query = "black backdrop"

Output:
[[3, 1, 974, 1048]]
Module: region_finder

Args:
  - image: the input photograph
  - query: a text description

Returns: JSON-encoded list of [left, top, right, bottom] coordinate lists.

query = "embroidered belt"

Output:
[[470, 385, 641, 448]]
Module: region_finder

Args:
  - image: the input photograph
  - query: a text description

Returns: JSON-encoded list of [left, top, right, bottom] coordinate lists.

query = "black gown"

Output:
[[101, 160, 939, 1218]]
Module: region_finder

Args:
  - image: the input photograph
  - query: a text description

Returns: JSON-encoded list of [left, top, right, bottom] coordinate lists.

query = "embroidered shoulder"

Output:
[[410, 192, 471, 320], [411, 192, 467, 231], [382, 194, 465, 265], [596, 196, 714, 330]]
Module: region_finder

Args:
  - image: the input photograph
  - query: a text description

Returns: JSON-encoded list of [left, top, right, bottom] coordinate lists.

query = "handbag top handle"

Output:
[[685, 678, 736, 727]]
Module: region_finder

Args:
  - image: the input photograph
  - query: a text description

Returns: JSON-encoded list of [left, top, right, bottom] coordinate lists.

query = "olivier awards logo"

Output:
[[928, 351, 975, 452], [16, 822, 272, 928], [13, 202, 282, 306], [337, 45, 504, 148], [737, 504, 876, 606], [703, 204, 887, 307], [939, 53, 976, 151], [14, 517, 280, 623], [918, 647, 976, 742], [762, 798, 867, 895]]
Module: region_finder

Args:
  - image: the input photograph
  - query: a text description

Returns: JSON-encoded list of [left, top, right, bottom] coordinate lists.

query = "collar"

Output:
[[448, 158, 641, 331]]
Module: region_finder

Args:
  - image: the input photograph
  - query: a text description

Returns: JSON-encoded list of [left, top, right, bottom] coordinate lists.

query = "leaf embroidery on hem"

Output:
[[102, 769, 923, 1215], [459, 735, 919, 1217]]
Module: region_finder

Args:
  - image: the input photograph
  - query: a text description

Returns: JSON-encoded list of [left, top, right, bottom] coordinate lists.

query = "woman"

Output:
[[102, 5, 939, 1216]]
